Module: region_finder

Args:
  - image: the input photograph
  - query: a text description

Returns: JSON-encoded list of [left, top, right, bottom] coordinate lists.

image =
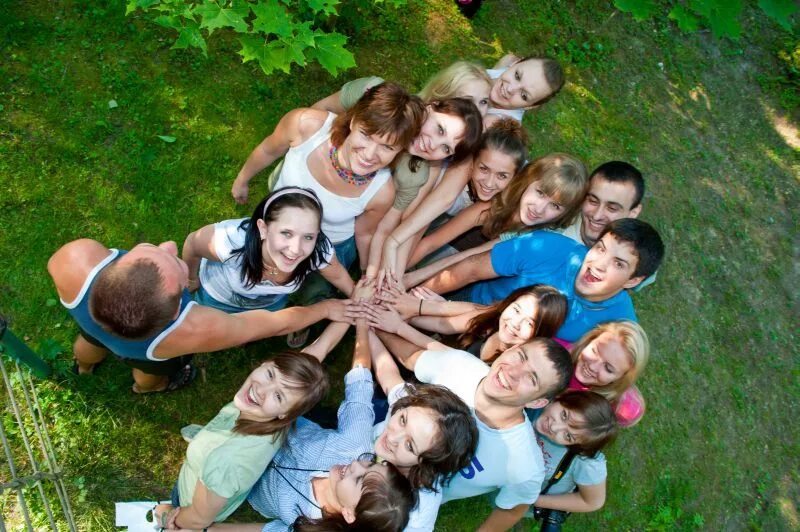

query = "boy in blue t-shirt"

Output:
[[418, 218, 665, 343]]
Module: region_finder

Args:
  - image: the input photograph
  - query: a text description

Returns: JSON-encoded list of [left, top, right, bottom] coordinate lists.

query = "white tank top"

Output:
[[275, 113, 391, 244]]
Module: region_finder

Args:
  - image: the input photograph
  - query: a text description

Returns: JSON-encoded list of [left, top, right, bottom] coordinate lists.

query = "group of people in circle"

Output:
[[48, 53, 665, 531]]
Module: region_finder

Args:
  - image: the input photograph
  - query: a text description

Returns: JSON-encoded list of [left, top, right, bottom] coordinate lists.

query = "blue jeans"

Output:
[[193, 284, 288, 313]]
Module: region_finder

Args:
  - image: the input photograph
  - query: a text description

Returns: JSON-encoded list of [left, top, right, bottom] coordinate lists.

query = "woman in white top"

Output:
[[231, 83, 426, 274], [484, 53, 565, 127], [183, 187, 354, 312]]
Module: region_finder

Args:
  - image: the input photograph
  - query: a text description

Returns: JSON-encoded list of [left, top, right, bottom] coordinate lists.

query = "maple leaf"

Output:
[[668, 5, 701, 32], [307, 32, 355, 77], [613, 0, 659, 21], [239, 36, 308, 75], [758, 0, 797, 31], [196, 0, 250, 34], [173, 19, 207, 56], [305, 0, 340, 17], [689, 0, 743, 39], [251, 0, 294, 38]]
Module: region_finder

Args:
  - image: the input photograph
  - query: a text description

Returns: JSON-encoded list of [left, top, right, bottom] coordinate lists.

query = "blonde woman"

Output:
[[567, 320, 650, 427]]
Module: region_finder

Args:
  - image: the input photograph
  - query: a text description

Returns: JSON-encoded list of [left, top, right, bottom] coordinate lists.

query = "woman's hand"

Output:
[[377, 283, 420, 320], [363, 302, 405, 334], [352, 277, 377, 303], [231, 177, 249, 204], [153, 503, 179, 529], [324, 299, 356, 324], [410, 286, 445, 302]]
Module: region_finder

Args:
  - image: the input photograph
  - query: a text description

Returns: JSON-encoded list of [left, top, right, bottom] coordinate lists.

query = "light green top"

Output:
[[177, 402, 282, 522], [339, 76, 431, 211]]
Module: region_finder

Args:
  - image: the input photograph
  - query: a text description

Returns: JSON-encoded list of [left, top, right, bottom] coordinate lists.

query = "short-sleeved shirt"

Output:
[[373, 384, 443, 532], [528, 410, 607, 495], [415, 348, 545, 508], [199, 218, 334, 309], [470, 231, 637, 342], [178, 403, 282, 521], [339, 76, 432, 211]]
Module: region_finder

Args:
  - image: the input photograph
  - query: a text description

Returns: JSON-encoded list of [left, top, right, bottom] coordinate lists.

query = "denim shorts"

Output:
[[193, 284, 288, 313]]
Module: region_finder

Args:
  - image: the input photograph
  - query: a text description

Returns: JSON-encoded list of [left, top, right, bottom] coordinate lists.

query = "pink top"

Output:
[[567, 375, 646, 428]]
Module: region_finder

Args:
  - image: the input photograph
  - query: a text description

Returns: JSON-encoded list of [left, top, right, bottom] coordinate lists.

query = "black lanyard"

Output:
[[268, 462, 327, 510], [541, 449, 577, 494]]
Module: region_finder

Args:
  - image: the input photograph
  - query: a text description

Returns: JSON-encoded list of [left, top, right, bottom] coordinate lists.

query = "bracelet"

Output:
[[418, 299, 424, 316]]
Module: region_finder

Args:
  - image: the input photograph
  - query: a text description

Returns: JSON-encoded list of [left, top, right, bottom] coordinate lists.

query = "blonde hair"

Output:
[[570, 321, 650, 401], [482, 152, 588, 238], [418, 61, 491, 102]]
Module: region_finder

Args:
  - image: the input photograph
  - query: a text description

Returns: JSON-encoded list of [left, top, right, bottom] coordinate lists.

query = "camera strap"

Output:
[[541, 448, 577, 495]]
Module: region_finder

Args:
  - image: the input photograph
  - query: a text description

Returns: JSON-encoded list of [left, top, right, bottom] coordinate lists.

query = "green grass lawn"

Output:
[[1, 0, 798, 530]]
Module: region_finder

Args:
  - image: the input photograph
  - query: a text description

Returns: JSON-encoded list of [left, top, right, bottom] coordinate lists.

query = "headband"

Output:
[[262, 187, 321, 219]]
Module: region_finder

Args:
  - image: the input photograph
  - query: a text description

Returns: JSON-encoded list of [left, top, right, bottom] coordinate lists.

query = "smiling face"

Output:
[[483, 342, 559, 407], [574, 233, 644, 301], [374, 406, 438, 468], [581, 177, 642, 245], [407, 108, 467, 161], [455, 78, 492, 117], [340, 121, 402, 175], [490, 59, 552, 110], [233, 362, 305, 422], [124, 241, 189, 295], [471, 148, 518, 201], [535, 401, 588, 446], [329, 457, 389, 516], [518, 181, 564, 227], [498, 294, 540, 346], [575, 331, 632, 387], [257, 206, 320, 274]]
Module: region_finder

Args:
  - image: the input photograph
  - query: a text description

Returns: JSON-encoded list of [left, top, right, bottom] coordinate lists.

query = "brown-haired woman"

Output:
[[379, 283, 567, 362], [231, 82, 426, 276], [154, 352, 329, 530]]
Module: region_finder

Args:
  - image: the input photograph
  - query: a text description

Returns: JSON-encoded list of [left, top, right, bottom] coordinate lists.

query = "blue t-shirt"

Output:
[[469, 231, 637, 343]]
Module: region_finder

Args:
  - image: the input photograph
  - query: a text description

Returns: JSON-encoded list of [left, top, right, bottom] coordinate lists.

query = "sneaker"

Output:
[[287, 328, 310, 349], [166, 363, 197, 392], [180, 424, 204, 443]]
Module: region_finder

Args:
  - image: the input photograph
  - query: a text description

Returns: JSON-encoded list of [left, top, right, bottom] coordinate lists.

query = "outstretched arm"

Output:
[[157, 299, 351, 357], [407, 201, 488, 268], [535, 481, 606, 513], [419, 250, 498, 294], [356, 181, 396, 275], [363, 303, 449, 352], [182, 223, 221, 292], [404, 239, 497, 289], [368, 330, 405, 396], [231, 108, 318, 204]]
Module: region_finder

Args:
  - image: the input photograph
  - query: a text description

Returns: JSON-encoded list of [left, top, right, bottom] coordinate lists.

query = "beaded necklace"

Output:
[[329, 145, 376, 186]]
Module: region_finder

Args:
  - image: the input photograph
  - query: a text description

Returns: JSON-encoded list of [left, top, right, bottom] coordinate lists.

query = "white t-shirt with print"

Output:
[[414, 348, 545, 508]]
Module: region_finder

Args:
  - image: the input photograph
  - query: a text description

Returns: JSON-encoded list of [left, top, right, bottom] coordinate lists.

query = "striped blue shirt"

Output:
[[247, 367, 375, 532]]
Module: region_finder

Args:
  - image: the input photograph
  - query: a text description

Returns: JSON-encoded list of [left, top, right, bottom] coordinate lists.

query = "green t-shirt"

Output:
[[178, 402, 282, 521], [340, 76, 430, 210]]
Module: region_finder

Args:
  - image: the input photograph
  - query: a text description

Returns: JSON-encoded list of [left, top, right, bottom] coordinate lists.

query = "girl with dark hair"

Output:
[[183, 187, 355, 313], [153, 352, 329, 530], [526, 391, 619, 531], [378, 283, 566, 363]]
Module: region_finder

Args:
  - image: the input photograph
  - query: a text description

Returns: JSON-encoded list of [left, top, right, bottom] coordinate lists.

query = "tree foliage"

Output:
[[613, 0, 797, 39], [127, 0, 404, 76]]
